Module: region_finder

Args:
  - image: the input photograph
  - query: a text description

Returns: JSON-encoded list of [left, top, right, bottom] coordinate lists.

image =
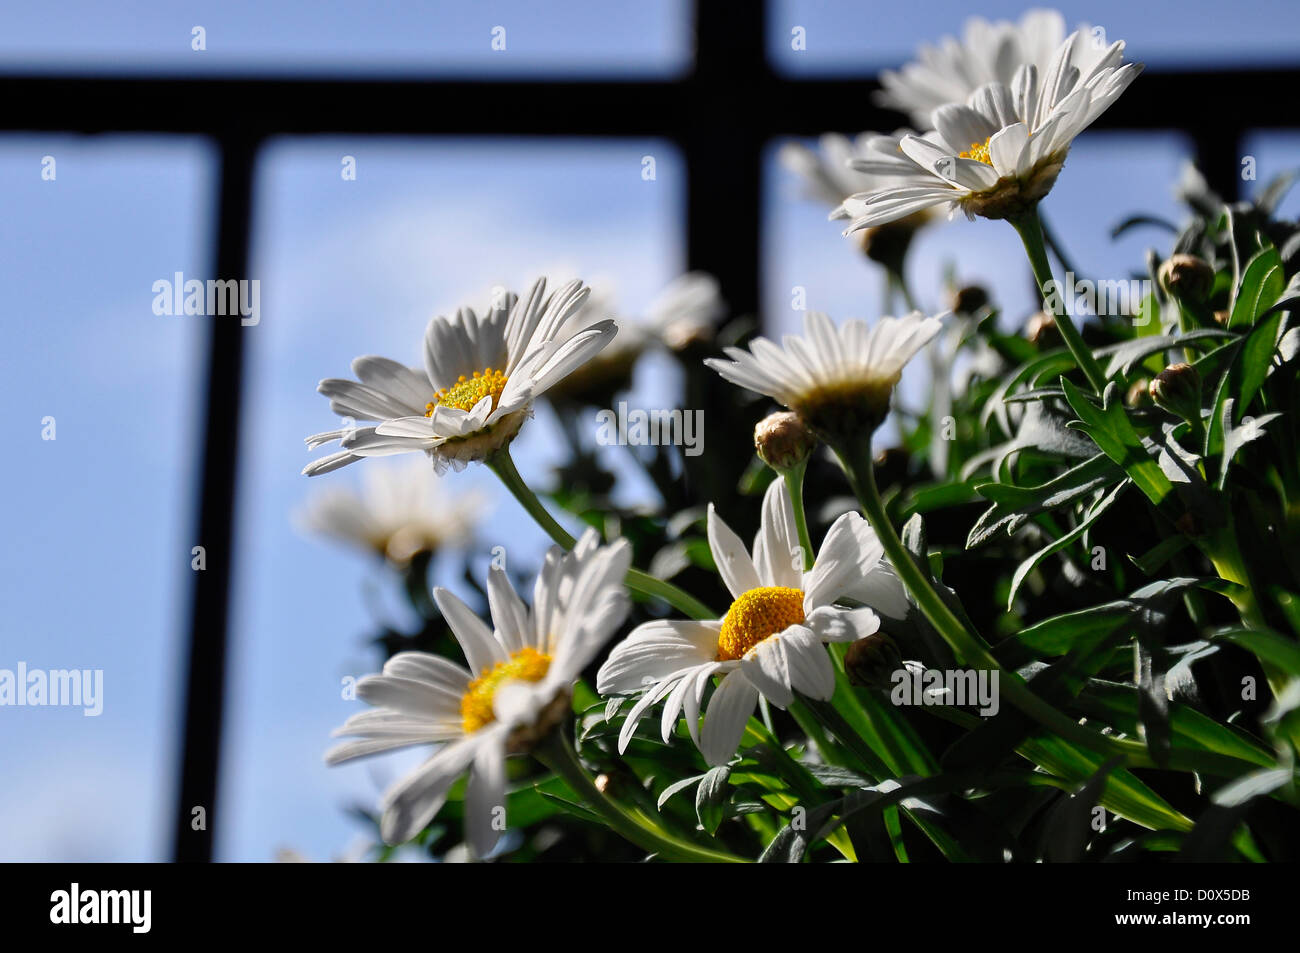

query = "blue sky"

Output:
[[769, 0, 1300, 73], [0, 0, 693, 76], [2, 2, 1298, 862]]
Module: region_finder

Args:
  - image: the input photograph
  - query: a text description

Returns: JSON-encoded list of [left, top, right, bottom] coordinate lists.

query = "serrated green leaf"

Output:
[[1006, 480, 1127, 609], [1061, 378, 1174, 507]]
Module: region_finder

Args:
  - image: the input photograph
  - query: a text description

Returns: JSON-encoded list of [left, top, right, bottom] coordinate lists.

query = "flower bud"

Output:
[[855, 210, 930, 271], [949, 284, 990, 315], [873, 446, 911, 487], [1125, 377, 1152, 408], [1149, 362, 1202, 422], [754, 411, 817, 472], [844, 633, 902, 690], [1025, 311, 1059, 347], [1158, 254, 1215, 304]]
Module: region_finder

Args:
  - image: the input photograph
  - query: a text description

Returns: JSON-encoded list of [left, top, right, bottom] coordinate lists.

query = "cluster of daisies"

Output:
[[305, 9, 1141, 858], [783, 8, 1140, 232]]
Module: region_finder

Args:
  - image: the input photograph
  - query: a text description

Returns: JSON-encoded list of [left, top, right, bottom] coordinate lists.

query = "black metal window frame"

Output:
[[4, 2, 1297, 862]]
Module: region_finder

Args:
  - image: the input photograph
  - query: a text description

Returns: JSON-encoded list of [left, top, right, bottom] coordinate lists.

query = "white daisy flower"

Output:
[[839, 28, 1141, 228], [596, 479, 899, 767], [780, 133, 892, 210], [781, 133, 937, 268], [876, 9, 1112, 130], [546, 272, 725, 404], [705, 310, 943, 442], [304, 277, 618, 475], [326, 529, 632, 854], [295, 456, 487, 566], [646, 271, 726, 351]]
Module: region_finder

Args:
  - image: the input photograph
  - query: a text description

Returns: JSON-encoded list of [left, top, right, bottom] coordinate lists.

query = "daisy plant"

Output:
[[706, 308, 1229, 779], [305, 8, 1300, 863]]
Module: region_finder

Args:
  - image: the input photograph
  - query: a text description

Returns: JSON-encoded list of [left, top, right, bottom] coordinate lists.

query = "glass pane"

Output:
[[1243, 131, 1300, 221], [769, 0, 1300, 75], [219, 136, 685, 860], [0, 0, 693, 77], [0, 135, 214, 860]]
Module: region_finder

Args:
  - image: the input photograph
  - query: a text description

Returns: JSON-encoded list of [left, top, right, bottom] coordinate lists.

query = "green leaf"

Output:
[[1039, 759, 1121, 862], [968, 452, 1122, 548], [1129, 534, 1190, 575], [1102, 328, 1232, 379], [695, 765, 731, 835], [1061, 378, 1174, 508], [1238, 310, 1285, 413], [656, 773, 705, 811], [982, 349, 1078, 436], [1007, 602, 1134, 658], [1019, 735, 1192, 832], [1213, 627, 1300, 673], [1078, 681, 1276, 768], [1211, 767, 1294, 807], [534, 788, 606, 827], [1229, 244, 1284, 329], [1217, 399, 1282, 489], [1007, 480, 1127, 610]]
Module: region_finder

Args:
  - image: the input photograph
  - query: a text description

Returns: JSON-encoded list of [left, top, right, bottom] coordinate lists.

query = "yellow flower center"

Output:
[[426, 367, 508, 416], [959, 137, 992, 165], [716, 586, 805, 661], [461, 646, 551, 733]]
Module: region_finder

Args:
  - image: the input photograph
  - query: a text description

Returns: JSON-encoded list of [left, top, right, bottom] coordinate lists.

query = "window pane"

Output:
[[769, 0, 1300, 76], [219, 136, 684, 860], [0, 135, 214, 860], [0, 0, 692, 77], [1243, 131, 1300, 221]]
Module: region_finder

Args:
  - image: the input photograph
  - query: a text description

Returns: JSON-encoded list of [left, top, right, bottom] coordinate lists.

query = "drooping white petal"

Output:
[[699, 670, 760, 767], [465, 729, 509, 858], [379, 736, 482, 845]]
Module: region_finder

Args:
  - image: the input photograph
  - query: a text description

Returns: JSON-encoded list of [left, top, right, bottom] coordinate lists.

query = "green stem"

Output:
[[487, 446, 716, 621], [888, 266, 920, 313], [1010, 206, 1108, 394], [781, 459, 815, 572], [536, 731, 747, 863], [487, 446, 577, 548], [1038, 208, 1081, 282], [626, 567, 716, 621]]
